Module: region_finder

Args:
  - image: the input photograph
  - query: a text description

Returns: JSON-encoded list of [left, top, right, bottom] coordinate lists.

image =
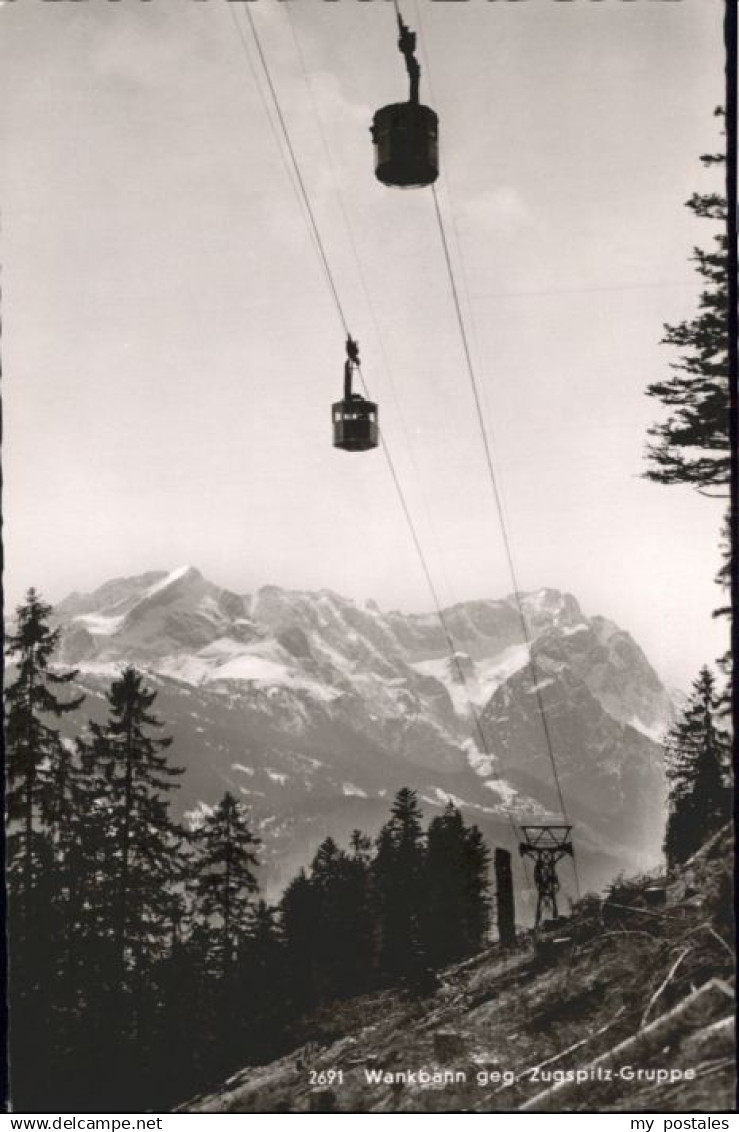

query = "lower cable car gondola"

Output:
[[332, 337, 379, 452], [371, 14, 438, 189]]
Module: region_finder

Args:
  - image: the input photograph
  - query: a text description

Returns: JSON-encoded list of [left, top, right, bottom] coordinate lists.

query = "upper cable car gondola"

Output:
[[332, 337, 379, 452], [371, 13, 438, 189]]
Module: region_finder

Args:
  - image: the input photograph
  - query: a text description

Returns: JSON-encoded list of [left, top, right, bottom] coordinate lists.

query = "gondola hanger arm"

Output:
[[397, 13, 421, 104]]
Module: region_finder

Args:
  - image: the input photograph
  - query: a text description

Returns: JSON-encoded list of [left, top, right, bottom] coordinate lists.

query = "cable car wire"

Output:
[[282, 0, 463, 612], [280, 3, 533, 893], [405, 0, 580, 901], [431, 184, 582, 902], [228, 0, 534, 893], [225, 4, 330, 276], [236, 2, 352, 338], [407, 3, 580, 898]]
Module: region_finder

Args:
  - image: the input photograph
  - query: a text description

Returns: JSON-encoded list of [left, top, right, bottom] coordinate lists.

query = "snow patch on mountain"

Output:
[[412, 643, 529, 715], [50, 569, 672, 878], [627, 715, 667, 744], [483, 778, 520, 807], [145, 564, 194, 599], [74, 612, 126, 636], [154, 640, 342, 703], [463, 738, 497, 778]]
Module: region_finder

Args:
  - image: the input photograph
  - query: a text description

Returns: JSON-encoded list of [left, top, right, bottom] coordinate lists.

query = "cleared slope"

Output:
[[181, 826, 735, 1115]]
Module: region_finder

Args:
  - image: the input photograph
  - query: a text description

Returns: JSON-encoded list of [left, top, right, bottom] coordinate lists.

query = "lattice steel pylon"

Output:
[[519, 825, 574, 928]]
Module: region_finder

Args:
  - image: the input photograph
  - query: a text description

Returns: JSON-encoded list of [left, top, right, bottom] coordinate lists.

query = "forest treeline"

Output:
[[6, 590, 491, 1112]]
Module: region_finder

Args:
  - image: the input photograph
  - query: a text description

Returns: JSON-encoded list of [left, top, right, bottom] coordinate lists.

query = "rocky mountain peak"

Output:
[[48, 569, 673, 887]]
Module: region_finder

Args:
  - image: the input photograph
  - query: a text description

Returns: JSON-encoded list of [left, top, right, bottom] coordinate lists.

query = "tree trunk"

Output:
[[23, 655, 37, 931], [117, 714, 135, 986], [520, 979, 735, 1112]]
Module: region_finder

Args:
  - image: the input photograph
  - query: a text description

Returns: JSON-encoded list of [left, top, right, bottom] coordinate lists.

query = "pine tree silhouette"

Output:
[[307, 836, 374, 998], [461, 822, 492, 953], [422, 804, 491, 966], [645, 122, 729, 493], [5, 591, 86, 1108], [423, 803, 468, 967], [643, 115, 731, 695], [280, 868, 319, 1012], [5, 590, 84, 929], [373, 788, 426, 983], [88, 667, 184, 992], [663, 666, 732, 867], [238, 900, 287, 1061], [191, 790, 261, 980]]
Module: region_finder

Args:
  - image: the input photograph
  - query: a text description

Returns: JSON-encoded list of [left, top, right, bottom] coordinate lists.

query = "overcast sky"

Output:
[[1, 0, 727, 688]]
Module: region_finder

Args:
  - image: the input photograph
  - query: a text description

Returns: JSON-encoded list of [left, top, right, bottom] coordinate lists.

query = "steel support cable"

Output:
[[283, 1, 461, 619], [231, 0, 532, 894], [281, 0, 531, 880], [375, 425, 526, 854], [409, 2, 568, 826], [414, 0, 582, 900], [380, 0, 533, 890], [237, 2, 352, 337], [411, 0, 511, 533], [282, 3, 532, 903], [413, 0, 578, 902], [225, 4, 330, 280], [431, 185, 582, 902]]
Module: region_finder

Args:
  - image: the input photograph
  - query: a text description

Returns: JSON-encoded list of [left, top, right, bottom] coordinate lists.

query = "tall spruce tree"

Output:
[[422, 805, 492, 966], [89, 666, 184, 988], [644, 128, 729, 493], [190, 791, 260, 980], [663, 667, 731, 868], [5, 590, 85, 1108], [5, 590, 84, 937], [422, 804, 468, 967], [643, 120, 731, 691], [307, 836, 373, 998], [461, 823, 492, 953], [280, 868, 319, 1011], [373, 788, 426, 981]]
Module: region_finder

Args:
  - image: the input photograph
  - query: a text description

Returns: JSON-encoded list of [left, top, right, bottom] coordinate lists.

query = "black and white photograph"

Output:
[[1, 0, 735, 1117]]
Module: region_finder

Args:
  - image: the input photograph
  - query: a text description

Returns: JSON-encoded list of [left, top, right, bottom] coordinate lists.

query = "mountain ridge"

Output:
[[44, 566, 673, 899]]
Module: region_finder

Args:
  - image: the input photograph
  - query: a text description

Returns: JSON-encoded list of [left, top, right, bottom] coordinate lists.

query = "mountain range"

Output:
[[48, 566, 674, 908]]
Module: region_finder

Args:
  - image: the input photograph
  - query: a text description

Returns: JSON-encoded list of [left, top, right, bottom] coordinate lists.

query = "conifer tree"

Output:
[[5, 590, 84, 921], [241, 899, 282, 988], [307, 836, 373, 998], [422, 804, 491, 966], [663, 666, 731, 868], [5, 590, 86, 1107], [238, 900, 286, 1059], [89, 666, 184, 987], [280, 868, 319, 1011], [343, 829, 375, 986], [191, 791, 260, 980], [461, 823, 492, 953], [422, 803, 468, 967], [643, 119, 731, 689], [644, 127, 729, 494], [373, 788, 426, 981]]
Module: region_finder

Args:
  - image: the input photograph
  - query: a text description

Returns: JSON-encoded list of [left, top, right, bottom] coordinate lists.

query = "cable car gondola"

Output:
[[332, 337, 379, 452], [371, 13, 438, 189]]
